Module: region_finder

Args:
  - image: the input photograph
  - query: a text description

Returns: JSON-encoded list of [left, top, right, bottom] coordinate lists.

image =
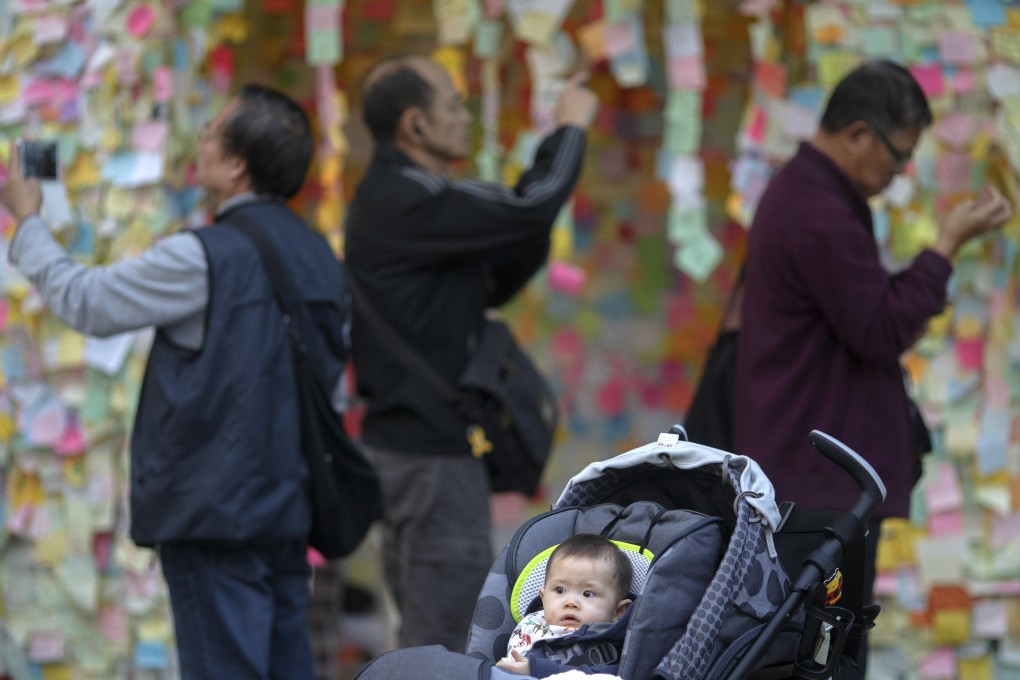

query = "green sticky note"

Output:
[[81, 370, 114, 426], [667, 203, 707, 245], [861, 26, 899, 58], [474, 19, 502, 59], [306, 28, 341, 65], [673, 230, 722, 283], [179, 0, 213, 29]]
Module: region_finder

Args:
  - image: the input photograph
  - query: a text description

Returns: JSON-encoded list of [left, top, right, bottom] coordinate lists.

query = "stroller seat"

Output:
[[468, 500, 727, 679]]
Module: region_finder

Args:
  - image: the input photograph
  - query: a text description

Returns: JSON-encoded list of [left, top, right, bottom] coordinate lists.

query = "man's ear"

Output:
[[845, 120, 872, 150], [225, 155, 248, 185], [614, 598, 632, 621], [399, 108, 427, 143]]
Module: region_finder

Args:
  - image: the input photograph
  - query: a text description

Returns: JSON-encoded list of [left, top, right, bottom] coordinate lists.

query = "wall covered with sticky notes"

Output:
[[3, 0, 1018, 677]]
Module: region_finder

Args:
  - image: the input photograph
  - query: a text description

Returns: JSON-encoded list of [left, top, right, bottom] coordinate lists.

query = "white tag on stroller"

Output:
[[656, 432, 680, 448]]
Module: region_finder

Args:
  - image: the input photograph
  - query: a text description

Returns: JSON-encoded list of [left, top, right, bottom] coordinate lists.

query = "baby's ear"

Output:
[[614, 598, 633, 620]]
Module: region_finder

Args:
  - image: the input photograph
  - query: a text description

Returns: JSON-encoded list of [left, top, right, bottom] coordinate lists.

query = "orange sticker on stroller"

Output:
[[825, 570, 843, 605]]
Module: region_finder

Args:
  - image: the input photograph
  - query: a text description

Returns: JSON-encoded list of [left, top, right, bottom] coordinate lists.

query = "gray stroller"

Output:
[[355, 427, 885, 680]]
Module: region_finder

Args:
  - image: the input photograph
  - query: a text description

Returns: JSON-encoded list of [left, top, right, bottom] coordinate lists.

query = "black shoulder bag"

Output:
[[226, 218, 381, 559], [683, 270, 742, 451], [347, 278, 557, 497]]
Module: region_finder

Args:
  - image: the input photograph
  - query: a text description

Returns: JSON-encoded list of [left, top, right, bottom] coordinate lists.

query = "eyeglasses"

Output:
[[867, 122, 912, 166]]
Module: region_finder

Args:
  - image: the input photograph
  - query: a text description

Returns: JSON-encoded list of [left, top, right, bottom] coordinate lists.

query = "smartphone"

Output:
[[18, 140, 59, 180]]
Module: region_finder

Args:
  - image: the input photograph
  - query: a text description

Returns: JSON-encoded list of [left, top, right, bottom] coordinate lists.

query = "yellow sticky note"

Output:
[[957, 657, 993, 680], [212, 14, 248, 44], [432, 46, 467, 97], [64, 152, 102, 191], [137, 617, 173, 642], [551, 221, 573, 261], [0, 74, 19, 104], [6, 33, 39, 68], [42, 665, 72, 680], [932, 609, 971, 645], [56, 332, 85, 369], [35, 531, 69, 565], [514, 10, 558, 45], [817, 50, 858, 89], [0, 412, 14, 441], [9, 468, 44, 507], [101, 188, 134, 220]]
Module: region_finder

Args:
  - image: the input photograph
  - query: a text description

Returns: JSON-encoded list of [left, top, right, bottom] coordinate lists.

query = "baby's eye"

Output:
[[583, 590, 595, 598], [555, 586, 565, 595]]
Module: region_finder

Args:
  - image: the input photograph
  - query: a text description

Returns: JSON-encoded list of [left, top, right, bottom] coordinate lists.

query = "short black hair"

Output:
[[819, 60, 933, 135], [547, 534, 634, 599], [221, 84, 312, 199], [361, 56, 435, 143]]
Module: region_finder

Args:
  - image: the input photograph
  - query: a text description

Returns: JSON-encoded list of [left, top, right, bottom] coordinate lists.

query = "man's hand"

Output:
[[495, 649, 530, 675], [2, 142, 43, 223], [933, 186, 1013, 260], [555, 71, 599, 130]]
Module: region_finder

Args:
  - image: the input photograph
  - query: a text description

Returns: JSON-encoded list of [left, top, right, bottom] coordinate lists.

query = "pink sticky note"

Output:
[[747, 106, 767, 144], [28, 399, 67, 447], [54, 420, 85, 456], [909, 64, 945, 97], [595, 378, 626, 416], [934, 113, 975, 149], [926, 462, 963, 515], [131, 121, 169, 152], [953, 69, 976, 94], [27, 630, 65, 663], [483, 0, 502, 19], [306, 546, 327, 567], [6, 504, 32, 536], [918, 649, 955, 678], [991, 513, 1020, 550], [152, 66, 173, 102], [604, 20, 638, 57], [34, 15, 69, 43], [97, 606, 128, 645], [93, 532, 113, 570], [956, 337, 984, 371], [549, 261, 587, 297], [668, 56, 707, 90], [21, 79, 54, 106], [939, 31, 976, 66], [126, 5, 156, 38], [928, 510, 965, 536], [0, 301, 7, 331], [937, 151, 973, 191], [872, 570, 898, 597]]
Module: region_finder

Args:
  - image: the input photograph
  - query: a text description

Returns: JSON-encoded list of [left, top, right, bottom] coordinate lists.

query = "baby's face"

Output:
[[539, 555, 623, 627]]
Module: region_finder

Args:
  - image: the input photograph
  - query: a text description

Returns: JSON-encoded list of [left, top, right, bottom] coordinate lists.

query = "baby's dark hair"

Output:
[[547, 534, 633, 598]]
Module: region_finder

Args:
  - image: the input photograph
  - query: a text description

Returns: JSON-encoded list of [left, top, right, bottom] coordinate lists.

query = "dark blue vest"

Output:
[[130, 201, 349, 546]]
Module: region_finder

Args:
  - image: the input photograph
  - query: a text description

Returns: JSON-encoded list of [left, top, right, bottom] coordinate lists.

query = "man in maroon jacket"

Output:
[[734, 60, 1011, 670]]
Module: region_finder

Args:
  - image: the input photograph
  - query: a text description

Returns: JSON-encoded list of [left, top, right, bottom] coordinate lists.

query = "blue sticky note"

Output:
[[966, 0, 1007, 27], [40, 42, 86, 79], [134, 641, 168, 669]]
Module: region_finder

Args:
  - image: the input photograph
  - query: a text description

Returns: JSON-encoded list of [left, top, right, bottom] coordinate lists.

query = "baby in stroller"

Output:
[[498, 534, 634, 676], [355, 428, 884, 680]]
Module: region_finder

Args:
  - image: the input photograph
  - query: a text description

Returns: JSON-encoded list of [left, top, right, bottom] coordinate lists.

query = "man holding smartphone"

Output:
[[3, 85, 349, 680]]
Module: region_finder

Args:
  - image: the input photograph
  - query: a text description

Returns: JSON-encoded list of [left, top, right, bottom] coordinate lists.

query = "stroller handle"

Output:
[[808, 430, 887, 523]]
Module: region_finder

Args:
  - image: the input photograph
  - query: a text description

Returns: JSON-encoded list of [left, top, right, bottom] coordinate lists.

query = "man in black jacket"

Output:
[[345, 55, 597, 652]]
